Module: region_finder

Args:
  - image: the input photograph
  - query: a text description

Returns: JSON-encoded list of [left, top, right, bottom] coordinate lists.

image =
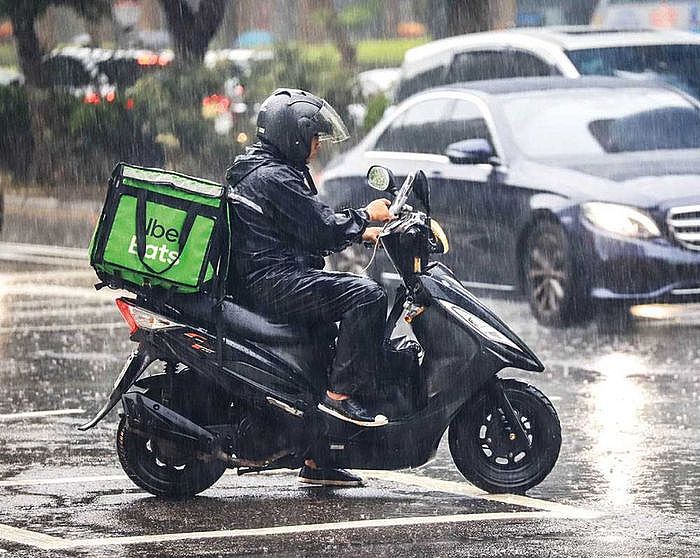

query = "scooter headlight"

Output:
[[437, 300, 520, 351]]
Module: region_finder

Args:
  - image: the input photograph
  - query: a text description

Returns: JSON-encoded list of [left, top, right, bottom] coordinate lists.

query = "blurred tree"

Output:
[[446, 0, 491, 35], [0, 0, 108, 87], [0, 1, 110, 185], [158, 0, 230, 63], [309, 0, 357, 68]]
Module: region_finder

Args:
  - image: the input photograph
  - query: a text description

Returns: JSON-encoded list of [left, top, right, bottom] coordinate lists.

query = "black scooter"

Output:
[[80, 166, 561, 497]]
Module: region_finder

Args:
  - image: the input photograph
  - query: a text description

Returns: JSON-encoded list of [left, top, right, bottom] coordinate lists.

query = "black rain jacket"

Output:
[[226, 142, 369, 289]]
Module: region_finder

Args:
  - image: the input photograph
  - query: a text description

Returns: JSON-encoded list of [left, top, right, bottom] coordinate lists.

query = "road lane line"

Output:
[[0, 475, 128, 488], [0, 409, 85, 421], [9, 304, 116, 321], [0, 270, 95, 282], [0, 284, 116, 299], [0, 242, 87, 259], [0, 253, 86, 267], [0, 523, 67, 551], [365, 471, 599, 519], [0, 470, 596, 518], [0, 321, 124, 335], [18, 511, 572, 550]]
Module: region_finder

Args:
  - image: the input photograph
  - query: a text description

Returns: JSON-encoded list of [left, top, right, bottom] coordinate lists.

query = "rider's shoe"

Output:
[[318, 394, 388, 427], [298, 465, 363, 487]]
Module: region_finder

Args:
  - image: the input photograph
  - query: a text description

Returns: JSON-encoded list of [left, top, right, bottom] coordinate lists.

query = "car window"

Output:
[[447, 50, 555, 83], [566, 45, 700, 99], [394, 65, 447, 103], [500, 87, 700, 158], [443, 99, 494, 152], [41, 56, 93, 87], [373, 98, 453, 154]]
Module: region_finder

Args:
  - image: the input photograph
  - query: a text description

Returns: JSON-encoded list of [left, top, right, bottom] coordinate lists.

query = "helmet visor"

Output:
[[316, 100, 350, 143]]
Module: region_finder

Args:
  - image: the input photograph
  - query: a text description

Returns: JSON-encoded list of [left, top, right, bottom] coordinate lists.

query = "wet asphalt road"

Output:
[[0, 190, 699, 557]]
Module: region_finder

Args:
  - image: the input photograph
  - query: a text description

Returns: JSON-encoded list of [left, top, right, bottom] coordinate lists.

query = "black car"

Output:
[[320, 77, 700, 326]]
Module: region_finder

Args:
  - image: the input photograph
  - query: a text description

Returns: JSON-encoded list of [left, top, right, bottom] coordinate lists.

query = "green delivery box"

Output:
[[89, 163, 229, 294]]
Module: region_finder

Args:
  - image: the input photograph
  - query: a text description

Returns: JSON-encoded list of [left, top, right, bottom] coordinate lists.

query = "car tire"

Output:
[[522, 221, 588, 327]]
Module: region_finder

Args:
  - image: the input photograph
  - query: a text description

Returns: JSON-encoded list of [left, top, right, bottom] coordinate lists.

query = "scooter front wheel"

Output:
[[449, 379, 561, 494]]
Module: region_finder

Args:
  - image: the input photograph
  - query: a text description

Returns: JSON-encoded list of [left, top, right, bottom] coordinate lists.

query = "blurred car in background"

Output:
[[393, 27, 700, 103], [0, 67, 24, 87], [347, 67, 401, 129], [40, 46, 172, 104], [321, 77, 700, 327], [592, 0, 700, 31], [202, 49, 273, 144], [95, 48, 173, 89]]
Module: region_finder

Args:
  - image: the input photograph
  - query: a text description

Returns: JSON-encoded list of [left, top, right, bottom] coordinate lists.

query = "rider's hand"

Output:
[[362, 227, 383, 245], [364, 199, 392, 223]]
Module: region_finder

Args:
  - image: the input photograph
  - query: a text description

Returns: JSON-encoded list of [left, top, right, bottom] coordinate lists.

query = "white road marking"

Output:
[[0, 242, 87, 260], [0, 409, 85, 421], [0, 523, 67, 551], [0, 284, 116, 300], [45, 511, 571, 549], [32, 350, 124, 362], [8, 304, 115, 321], [0, 470, 598, 549], [0, 253, 85, 267], [365, 471, 599, 519], [0, 269, 95, 283], [0, 321, 124, 335], [0, 475, 128, 488]]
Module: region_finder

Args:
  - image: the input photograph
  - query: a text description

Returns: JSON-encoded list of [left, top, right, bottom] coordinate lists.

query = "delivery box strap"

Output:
[[135, 189, 196, 276]]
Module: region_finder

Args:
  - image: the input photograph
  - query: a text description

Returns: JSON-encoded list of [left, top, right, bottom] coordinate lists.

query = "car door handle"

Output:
[[429, 170, 443, 176]]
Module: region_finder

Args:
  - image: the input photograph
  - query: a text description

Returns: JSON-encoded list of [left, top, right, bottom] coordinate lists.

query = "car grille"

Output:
[[667, 205, 700, 251]]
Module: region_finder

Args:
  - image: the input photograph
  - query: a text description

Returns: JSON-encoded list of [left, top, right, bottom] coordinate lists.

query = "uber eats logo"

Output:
[[128, 218, 182, 266]]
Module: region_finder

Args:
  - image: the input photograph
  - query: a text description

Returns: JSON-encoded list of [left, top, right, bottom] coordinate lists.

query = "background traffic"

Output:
[[1, 0, 700, 328]]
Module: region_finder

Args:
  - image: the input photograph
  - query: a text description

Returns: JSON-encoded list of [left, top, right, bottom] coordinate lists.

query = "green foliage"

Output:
[[0, 44, 17, 67], [338, 1, 382, 28], [356, 38, 428, 68], [126, 63, 239, 180], [286, 38, 428, 71], [363, 93, 390, 131], [248, 43, 358, 123]]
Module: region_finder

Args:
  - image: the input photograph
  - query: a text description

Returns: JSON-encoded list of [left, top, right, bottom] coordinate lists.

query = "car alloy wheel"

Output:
[[523, 221, 585, 327]]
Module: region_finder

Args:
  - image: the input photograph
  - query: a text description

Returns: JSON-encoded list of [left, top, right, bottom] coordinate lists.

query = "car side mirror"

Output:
[[445, 139, 496, 165]]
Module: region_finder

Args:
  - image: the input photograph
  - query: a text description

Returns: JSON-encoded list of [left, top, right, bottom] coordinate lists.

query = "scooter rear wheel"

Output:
[[117, 415, 226, 499], [448, 379, 561, 494]]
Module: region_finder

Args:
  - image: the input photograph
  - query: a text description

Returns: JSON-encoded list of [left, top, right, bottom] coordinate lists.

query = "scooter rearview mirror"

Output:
[[412, 170, 431, 216], [366, 165, 397, 195]]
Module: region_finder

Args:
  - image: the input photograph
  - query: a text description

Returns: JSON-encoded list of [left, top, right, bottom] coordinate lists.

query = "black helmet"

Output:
[[256, 88, 349, 164]]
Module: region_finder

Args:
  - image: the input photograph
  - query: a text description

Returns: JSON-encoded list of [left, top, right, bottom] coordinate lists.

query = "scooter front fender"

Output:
[[78, 345, 156, 431]]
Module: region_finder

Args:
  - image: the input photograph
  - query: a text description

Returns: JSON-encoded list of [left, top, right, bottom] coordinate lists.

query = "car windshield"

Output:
[[500, 87, 700, 159], [566, 45, 700, 99]]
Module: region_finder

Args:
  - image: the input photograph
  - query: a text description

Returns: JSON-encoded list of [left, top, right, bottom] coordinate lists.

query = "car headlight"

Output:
[[582, 202, 660, 239]]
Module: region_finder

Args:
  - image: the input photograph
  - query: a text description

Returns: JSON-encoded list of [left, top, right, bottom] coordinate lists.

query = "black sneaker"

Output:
[[298, 466, 363, 487], [318, 394, 388, 427]]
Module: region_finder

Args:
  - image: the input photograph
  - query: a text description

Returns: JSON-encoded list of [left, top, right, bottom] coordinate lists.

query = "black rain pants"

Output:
[[239, 269, 387, 395]]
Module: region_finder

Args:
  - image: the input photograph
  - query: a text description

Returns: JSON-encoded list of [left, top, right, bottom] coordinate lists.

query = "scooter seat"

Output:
[[168, 294, 326, 345]]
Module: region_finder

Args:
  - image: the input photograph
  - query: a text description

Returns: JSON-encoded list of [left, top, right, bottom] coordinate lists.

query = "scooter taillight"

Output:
[[115, 298, 181, 335], [116, 299, 140, 335]]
